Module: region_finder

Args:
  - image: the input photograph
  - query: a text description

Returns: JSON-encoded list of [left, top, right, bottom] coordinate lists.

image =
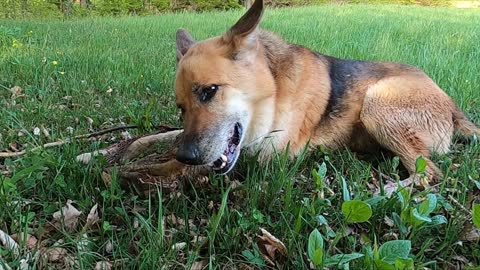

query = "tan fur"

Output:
[[172, 0, 480, 183]]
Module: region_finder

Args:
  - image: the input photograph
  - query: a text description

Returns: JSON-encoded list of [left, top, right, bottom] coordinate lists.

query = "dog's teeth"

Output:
[[221, 154, 227, 162], [220, 162, 226, 169]]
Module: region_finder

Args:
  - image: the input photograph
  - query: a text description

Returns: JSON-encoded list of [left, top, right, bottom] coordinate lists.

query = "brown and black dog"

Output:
[[173, 0, 479, 186]]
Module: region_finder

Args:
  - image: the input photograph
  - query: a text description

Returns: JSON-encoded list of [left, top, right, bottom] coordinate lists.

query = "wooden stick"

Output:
[[0, 125, 138, 159]]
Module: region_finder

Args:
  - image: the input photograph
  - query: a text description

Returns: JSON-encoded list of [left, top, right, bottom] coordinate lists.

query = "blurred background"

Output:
[[2, 0, 477, 19]]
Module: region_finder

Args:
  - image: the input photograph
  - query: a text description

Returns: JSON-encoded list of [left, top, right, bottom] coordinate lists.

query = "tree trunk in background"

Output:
[[80, 0, 87, 8]]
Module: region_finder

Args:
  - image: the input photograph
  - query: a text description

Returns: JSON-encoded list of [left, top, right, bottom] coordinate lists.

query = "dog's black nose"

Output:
[[176, 142, 203, 165]]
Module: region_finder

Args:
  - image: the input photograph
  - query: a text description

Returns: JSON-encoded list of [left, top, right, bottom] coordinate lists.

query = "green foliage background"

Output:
[[0, 0, 450, 19]]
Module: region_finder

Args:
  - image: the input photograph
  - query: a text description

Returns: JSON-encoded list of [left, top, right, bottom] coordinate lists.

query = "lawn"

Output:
[[1, 4, 480, 269]]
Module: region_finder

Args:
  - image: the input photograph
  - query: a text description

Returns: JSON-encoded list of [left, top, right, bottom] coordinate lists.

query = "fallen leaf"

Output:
[[46, 247, 68, 262], [191, 235, 207, 244], [52, 200, 82, 231], [0, 229, 20, 255], [382, 232, 399, 241], [10, 233, 37, 249], [95, 261, 112, 270], [239, 263, 254, 270], [191, 259, 207, 270], [102, 172, 112, 186], [64, 254, 79, 269], [167, 214, 186, 229], [460, 222, 480, 241], [8, 142, 19, 152], [86, 204, 99, 228], [453, 255, 469, 264], [257, 228, 287, 266]]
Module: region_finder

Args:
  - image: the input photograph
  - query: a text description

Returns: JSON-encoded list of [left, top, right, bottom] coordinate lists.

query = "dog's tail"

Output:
[[453, 105, 480, 137]]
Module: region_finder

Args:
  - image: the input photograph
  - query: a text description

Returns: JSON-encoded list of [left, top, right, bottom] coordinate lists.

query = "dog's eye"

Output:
[[199, 84, 218, 102]]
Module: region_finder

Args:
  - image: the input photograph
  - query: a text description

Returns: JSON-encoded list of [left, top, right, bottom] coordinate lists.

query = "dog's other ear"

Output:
[[222, 0, 264, 60], [176, 28, 196, 62]]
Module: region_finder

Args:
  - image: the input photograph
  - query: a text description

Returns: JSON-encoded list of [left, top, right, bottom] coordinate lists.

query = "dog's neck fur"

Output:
[[244, 30, 331, 156]]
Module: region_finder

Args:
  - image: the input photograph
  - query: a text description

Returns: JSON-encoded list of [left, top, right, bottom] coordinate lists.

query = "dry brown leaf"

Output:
[[102, 172, 112, 186], [190, 259, 208, 270], [382, 232, 399, 241], [257, 228, 287, 266], [46, 247, 68, 262], [86, 204, 99, 228], [453, 255, 469, 264], [8, 142, 19, 152], [64, 254, 79, 269], [167, 214, 186, 229], [191, 235, 207, 244], [460, 222, 480, 242], [10, 233, 37, 249], [238, 263, 254, 270], [0, 229, 20, 255], [52, 200, 82, 231], [94, 261, 112, 270]]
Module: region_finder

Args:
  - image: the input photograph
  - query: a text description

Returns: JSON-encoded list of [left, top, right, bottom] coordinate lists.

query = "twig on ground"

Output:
[[448, 194, 472, 218], [0, 125, 138, 159]]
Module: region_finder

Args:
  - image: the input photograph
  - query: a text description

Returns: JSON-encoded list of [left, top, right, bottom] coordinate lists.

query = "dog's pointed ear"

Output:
[[222, 0, 264, 59], [176, 28, 196, 62]]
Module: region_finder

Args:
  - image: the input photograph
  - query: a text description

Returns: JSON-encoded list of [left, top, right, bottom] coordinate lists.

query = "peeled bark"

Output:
[[76, 126, 212, 192]]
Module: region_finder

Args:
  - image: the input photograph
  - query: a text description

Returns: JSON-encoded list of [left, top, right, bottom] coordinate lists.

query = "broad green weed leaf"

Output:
[[342, 200, 372, 223], [395, 258, 414, 270], [415, 156, 427, 174], [324, 253, 364, 267], [312, 249, 323, 266], [378, 240, 411, 264], [430, 215, 448, 226], [418, 194, 436, 216], [412, 208, 432, 223], [374, 259, 396, 270], [473, 204, 480, 229], [365, 196, 386, 207], [308, 229, 324, 261]]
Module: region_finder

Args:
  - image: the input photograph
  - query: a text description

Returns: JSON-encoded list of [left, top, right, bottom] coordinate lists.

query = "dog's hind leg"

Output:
[[361, 119, 442, 183], [360, 76, 455, 187]]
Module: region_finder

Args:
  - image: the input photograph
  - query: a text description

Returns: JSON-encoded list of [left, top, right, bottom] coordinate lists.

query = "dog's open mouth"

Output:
[[211, 123, 243, 174]]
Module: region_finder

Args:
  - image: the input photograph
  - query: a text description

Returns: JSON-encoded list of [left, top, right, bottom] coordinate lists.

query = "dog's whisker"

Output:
[[242, 129, 285, 149]]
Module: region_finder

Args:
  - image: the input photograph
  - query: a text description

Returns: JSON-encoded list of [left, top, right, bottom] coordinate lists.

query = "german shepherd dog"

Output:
[[173, 0, 479, 186]]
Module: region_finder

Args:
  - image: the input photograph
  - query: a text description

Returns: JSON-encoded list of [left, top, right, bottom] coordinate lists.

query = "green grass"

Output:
[[1, 4, 480, 269]]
